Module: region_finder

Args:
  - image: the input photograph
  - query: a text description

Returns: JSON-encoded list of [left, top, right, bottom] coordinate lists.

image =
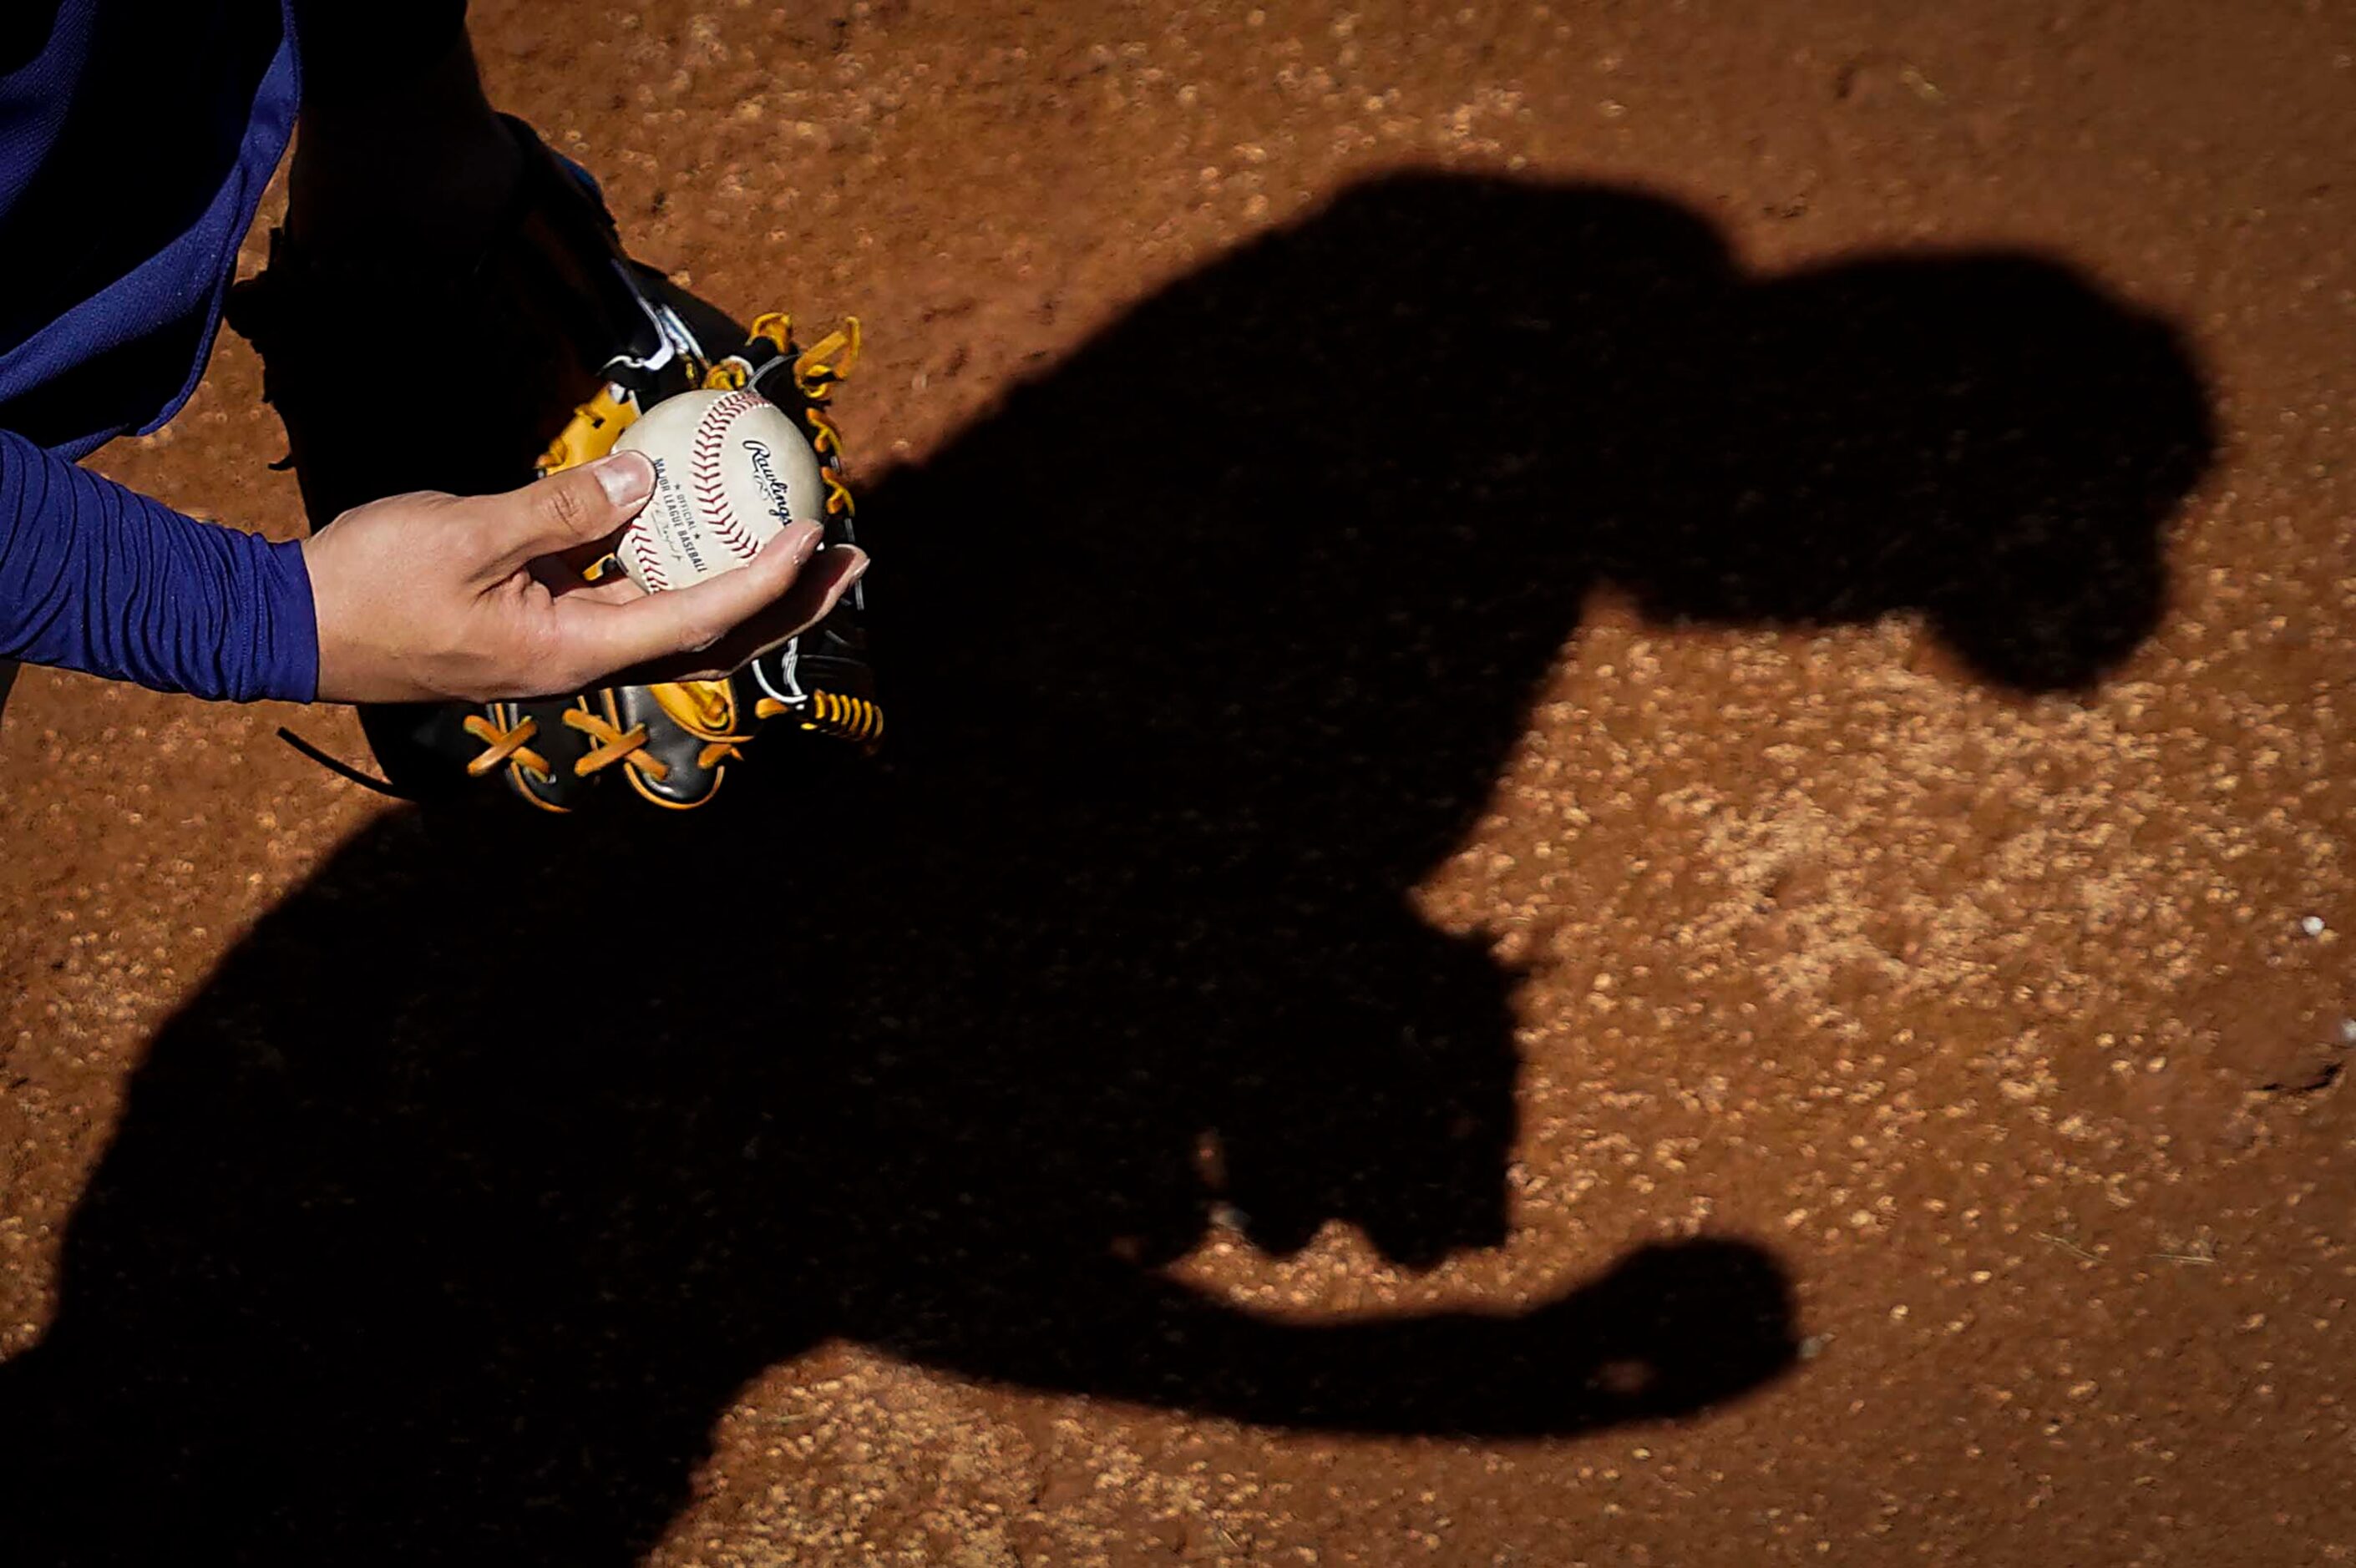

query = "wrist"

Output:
[[274, 534, 326, 704], [300, 531, 363, 703]]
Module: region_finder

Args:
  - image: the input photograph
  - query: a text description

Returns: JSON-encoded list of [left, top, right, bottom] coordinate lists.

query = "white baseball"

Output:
[[609, 388, 826, 592]]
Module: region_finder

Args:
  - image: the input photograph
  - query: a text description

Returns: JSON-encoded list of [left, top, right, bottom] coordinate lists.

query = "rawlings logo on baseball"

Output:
[[742, 438, 795, 525], [611, 388, 824, 593]]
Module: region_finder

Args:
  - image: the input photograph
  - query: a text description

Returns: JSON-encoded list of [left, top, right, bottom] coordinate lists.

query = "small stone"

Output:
[[1035, 1468, 1092, 1510], [2191, 980, 2347, 1092]]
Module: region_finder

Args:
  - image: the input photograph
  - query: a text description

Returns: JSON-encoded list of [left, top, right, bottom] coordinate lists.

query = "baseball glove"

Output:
[[227, 116, 879, 812], [469, 306, 879, 812]]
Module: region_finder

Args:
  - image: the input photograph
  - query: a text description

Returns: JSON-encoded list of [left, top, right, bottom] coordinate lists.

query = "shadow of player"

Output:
[[0, 172, 2211, 1565]]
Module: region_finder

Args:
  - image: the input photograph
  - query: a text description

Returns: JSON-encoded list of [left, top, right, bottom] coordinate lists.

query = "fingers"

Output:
[[545, 522, 864, 689], [474, 453, 656, 579], [637, 541, 869, 683]]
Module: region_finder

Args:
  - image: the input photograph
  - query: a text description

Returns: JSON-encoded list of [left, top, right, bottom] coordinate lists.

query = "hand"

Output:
[[302, 452, 869, 703]]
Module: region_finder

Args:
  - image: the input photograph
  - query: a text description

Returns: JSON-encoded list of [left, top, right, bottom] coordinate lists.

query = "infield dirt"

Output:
[[3, 2, 2353, 1564]]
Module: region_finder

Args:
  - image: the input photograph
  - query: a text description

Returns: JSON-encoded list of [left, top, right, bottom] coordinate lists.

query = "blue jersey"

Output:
[[0, 1, 313, 702]]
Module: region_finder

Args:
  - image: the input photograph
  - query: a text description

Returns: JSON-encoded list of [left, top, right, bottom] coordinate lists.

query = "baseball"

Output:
[[609, 388, 826, 592]]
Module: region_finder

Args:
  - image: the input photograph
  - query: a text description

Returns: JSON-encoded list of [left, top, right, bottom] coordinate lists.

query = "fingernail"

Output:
[[595, 452, 654, 505], [784, 521, 824, 562], [841, 549, 871, 584]]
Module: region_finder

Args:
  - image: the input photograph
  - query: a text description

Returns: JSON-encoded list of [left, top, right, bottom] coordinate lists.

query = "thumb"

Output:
[[474, 453, 656, 579]]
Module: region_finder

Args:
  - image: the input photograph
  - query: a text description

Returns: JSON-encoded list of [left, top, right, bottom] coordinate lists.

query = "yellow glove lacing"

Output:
[[754, 690, 884, 747], [462, 713, 552, 781], [564, 707, 666, 782]]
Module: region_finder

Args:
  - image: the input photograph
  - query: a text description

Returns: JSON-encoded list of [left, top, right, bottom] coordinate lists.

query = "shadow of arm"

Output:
[[876, 1237, 1798, 1438]]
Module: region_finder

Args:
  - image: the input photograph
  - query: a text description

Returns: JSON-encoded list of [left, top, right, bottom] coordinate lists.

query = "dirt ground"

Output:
[[3, 0, 2353, 1562]]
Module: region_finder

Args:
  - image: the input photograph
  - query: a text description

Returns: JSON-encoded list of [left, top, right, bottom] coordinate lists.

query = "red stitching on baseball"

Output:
[[692, 473, 756, 551], [627, 530, 671, 591], [687, 392, 773, 566]]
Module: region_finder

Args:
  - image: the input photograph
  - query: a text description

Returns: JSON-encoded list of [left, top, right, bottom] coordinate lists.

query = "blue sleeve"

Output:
[[0, 428, 318, 703]]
